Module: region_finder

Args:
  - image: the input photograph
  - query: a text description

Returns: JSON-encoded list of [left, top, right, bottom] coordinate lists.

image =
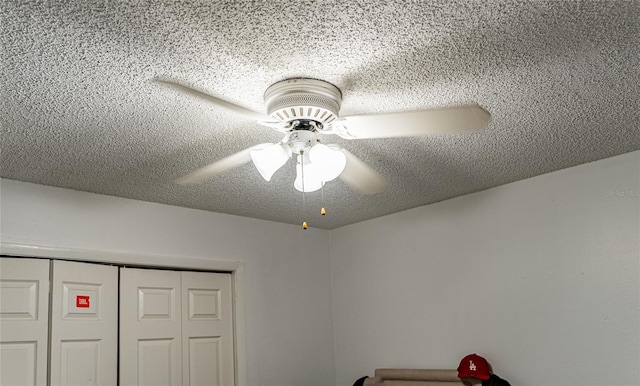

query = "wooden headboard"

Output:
[[363, 369, 461, 386]]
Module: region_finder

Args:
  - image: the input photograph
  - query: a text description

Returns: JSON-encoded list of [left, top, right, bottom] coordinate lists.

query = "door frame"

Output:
[[0, 241, 248, 386]]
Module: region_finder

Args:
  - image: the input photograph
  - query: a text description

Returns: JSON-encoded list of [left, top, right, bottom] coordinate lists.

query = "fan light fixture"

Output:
[[309, 143, 347, 182], [250, 132, 347, 192], [250, 143, 290, 181]]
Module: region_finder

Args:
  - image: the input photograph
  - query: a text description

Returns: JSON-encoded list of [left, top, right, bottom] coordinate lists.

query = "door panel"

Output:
[[181, 271, 234, 386], [188, 337, 221, 385], [59, 340, 101, 385], [120, 268, 182, 386], [0, 257, 49, 386], [50, 260, 118, 386]]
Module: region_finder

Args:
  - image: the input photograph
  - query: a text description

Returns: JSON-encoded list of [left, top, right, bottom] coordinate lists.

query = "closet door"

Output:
[[181, 271, 234, 386], [50, 260, 118, 386], [0, 257, 50, 386], [120, 268, 182, 386]]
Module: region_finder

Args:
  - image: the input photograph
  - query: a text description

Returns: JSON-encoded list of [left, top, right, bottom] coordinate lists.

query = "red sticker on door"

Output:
[[76, 295, 90, 308]]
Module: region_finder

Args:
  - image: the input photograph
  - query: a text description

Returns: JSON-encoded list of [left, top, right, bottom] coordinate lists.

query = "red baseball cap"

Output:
[[457, 353, 492, 380]]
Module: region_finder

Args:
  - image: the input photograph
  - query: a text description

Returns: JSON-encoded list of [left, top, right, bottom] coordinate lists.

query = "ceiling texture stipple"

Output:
[[1, 1, 639, 229]]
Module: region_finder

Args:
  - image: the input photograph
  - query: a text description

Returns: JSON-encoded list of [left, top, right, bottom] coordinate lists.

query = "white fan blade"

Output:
[[338, 105, 490, 139], [257, 120, 291, 132], [154, 79, 268, 121], [176, 143, 272, 185], [338, 148, 388, 194]]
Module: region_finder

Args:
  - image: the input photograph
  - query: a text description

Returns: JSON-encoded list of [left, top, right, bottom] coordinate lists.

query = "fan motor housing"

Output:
[[264, 78, 342, 126]]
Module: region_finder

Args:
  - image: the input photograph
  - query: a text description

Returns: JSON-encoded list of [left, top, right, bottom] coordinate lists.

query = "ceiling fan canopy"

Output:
[[264, 78, 342, 128], [159, 77, 491, 195]]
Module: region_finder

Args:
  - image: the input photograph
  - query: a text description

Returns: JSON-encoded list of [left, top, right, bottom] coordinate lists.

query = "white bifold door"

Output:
[[119, 267, 235, 386], [1, 258, 234, 386], [49, 260, 118, 386], [0, 258, 50, 386], [1, 258, 118, 386]]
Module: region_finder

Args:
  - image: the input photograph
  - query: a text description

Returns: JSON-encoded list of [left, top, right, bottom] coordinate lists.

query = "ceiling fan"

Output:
[[157, 78, 490, 195]]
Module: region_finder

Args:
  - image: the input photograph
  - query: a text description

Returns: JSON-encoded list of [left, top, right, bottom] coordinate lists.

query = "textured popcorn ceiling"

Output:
[[1, 1, 639, 229]]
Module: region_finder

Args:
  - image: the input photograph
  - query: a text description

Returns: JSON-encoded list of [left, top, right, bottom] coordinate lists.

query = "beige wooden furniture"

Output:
[[364, 368, 461, 386]]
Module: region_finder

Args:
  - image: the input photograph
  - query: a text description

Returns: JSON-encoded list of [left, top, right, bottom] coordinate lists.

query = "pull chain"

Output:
[[321, 182, 326, 215], [301, 150, 308, 229]]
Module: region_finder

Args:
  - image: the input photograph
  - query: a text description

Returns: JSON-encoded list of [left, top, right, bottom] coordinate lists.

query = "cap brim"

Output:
[[458, 372, 490, 380]]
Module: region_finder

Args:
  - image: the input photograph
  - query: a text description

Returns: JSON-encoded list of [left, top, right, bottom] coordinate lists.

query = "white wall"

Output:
[[330, 151, 640, 386], [0, 179, 336, 386], [2, 151, 639, 386]]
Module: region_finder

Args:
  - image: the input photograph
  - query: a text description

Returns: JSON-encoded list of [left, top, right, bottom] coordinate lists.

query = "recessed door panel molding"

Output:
[[138, 287, 175, 320], [0, 280, 39, 320], [138, 338, 175, 386], [0, 341, 37, 386], [50, 260, 118, 386], [0, 257, 49, 386], [188, 288, 220, 320], [120, 268, 182, 386], [61, 282, 101, 319], [60, 340, 101, 386], [189, 336, 222, 386]]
